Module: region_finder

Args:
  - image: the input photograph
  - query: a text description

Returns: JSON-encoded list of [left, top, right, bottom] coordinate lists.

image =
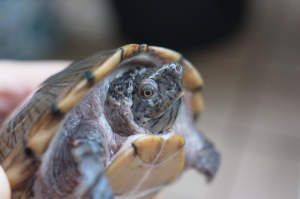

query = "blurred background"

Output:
[[1, 0, 300, 198]]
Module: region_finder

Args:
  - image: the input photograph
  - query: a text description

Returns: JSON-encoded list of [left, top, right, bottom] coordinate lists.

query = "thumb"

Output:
[[0, 166, 10, 199]]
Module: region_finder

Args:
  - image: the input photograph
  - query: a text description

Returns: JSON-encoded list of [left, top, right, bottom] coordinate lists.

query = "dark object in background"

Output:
[[112, 0, 246, 51]]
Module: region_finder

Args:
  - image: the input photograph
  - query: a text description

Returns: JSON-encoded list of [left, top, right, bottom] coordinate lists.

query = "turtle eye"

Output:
[[143, 90, 153, 97], [139, 79, 157, 98]]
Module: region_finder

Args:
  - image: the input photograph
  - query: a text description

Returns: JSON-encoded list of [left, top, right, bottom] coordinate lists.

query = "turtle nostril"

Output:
[[170, 62, 183, 78]]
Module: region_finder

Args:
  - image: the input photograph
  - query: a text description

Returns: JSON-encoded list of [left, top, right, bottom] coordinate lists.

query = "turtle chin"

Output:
[[145, 98, 182, 134]]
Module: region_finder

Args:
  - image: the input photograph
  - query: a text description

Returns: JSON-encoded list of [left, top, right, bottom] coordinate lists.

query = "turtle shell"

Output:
[[0, 44, 206, 198]]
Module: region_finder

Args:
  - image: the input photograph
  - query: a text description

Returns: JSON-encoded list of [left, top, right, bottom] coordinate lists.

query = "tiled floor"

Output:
[[161, 0, 300, 198]]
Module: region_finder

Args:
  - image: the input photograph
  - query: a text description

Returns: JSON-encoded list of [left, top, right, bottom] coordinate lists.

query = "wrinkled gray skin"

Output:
[[104, 63, 183, 136], [32, 62, 219, 199]]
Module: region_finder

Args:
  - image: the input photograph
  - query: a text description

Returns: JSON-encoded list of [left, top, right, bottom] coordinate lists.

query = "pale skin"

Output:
[[0, 60, 69, 199], [0, 60, 162, 199]]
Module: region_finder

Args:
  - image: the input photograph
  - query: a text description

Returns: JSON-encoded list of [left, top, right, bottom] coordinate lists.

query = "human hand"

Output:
[[0, 60, 69, 198], [0, 165, 10, 199], [0, 60, 70, 123]]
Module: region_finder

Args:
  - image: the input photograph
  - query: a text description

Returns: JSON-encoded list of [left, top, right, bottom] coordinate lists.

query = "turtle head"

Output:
[[105, 62, 184, 135], [132, 62, 184, 133]]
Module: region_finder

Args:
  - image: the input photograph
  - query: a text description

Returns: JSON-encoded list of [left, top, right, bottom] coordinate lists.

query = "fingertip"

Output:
[[0, 166, 11, 199]]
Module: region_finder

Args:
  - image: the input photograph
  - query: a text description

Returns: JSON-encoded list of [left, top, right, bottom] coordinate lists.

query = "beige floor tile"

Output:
[[161, 189, 200, 199], [201, 87, 238, 125], [223, 89, 262, 127], [252, 93, 300, 137], [205, 149, 244, 199], [199, 117, 228, 148], [220, 123, 252, 153], [162, 149, 244, 199], [269, 34, 300, 74], [230, 153, 299, 199], [186, 31, 251, 91], [262, 66, 300, 99], [244, 129, 300, 162], [267, 0, 300, 74], [161, 170, 207, 199]]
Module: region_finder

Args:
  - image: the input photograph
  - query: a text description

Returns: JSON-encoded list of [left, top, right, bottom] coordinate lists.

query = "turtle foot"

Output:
[[87, 174, 114, 199], [194, 139, 221, 182]]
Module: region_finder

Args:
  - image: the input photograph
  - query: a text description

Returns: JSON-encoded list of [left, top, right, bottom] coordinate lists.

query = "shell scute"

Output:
[[106, 134, 185, 197], [131, 135, 164, 164], [156, 134, 185, 164]]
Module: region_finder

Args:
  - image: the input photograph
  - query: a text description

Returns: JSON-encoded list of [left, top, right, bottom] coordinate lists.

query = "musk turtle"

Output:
[[0, 44, 220, 199]]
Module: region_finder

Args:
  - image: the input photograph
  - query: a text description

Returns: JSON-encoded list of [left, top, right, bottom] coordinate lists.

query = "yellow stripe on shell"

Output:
[[191, 91, 205, 114], [180, 59, 204, 91], [148, 46, 182, 63], [1, 143, 37, 188], [56, 49, 122, 114], [180, 59, 205, 114]]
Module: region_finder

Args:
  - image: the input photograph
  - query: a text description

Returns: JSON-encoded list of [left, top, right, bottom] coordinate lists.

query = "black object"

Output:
[[112, 0, 246, 51]]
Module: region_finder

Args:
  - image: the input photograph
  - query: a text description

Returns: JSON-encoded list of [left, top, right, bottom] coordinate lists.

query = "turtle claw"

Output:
[[194, 139, 221, 182], [88, 175, 114, 199]]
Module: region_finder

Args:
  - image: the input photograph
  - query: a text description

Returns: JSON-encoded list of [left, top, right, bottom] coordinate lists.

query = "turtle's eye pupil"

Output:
[[144, 90, 153, 97], [139, 80, 157, 97]]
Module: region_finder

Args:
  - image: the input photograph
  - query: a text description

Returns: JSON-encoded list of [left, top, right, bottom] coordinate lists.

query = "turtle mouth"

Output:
[[143, 97, 182, 135]]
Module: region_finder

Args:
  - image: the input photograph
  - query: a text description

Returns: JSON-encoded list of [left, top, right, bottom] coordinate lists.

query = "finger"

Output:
[[0, 166, 11, 199], [0, 60, 71, 92]]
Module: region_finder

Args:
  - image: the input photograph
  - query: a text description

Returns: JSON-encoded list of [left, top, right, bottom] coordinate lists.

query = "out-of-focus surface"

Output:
[[112, 0, 245, 50], [0, 1, 119, 59], [161, 0, 300, 198], [1, 0, 300, 198], [0, 1, 63, 59]]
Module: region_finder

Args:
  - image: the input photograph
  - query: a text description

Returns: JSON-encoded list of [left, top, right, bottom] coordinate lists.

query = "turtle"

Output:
[[0, 44, 220, 199]]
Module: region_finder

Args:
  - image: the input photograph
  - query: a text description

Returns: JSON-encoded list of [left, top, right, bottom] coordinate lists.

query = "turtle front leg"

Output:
[[193, 138, 221, 182], [34, 123, 113, 199], [69, 123, 114, 199], [72, 138, 113, 199]]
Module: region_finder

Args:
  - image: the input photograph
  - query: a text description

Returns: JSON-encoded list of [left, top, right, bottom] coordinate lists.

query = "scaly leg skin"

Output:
[[33, 123, 113, 199], [193, 138, 221, 182], [72, 139, 113, 199]]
